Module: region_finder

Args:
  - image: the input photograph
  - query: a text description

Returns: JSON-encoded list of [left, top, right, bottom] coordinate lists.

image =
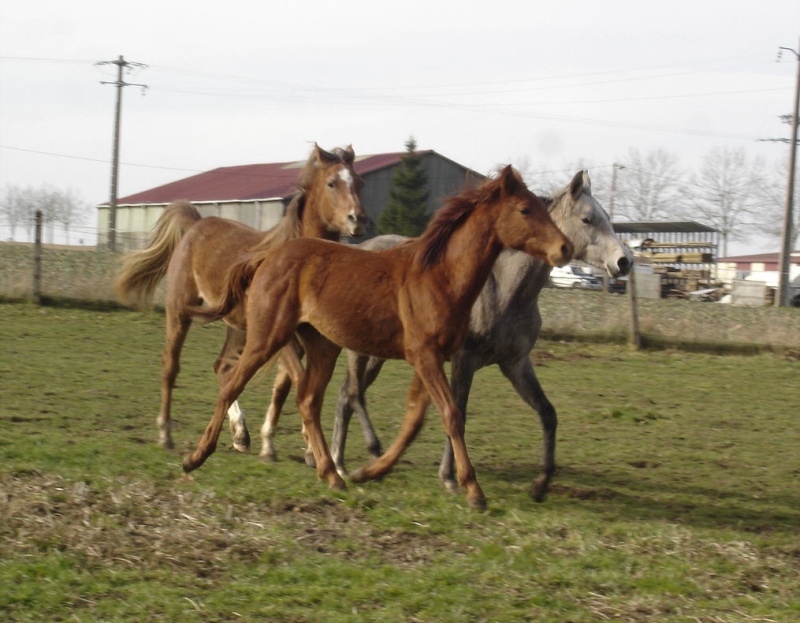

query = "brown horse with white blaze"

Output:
[[115, 144, 368, 451], [184, 166, 572, 509]]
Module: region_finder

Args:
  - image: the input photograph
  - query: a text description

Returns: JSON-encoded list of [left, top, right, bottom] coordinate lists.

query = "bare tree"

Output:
[[690, 147, 766, 257], [613, 148, 686, 221], [755, 156, 798, 251], [1, 185, 38, 241], [0, 184, 89, 244]]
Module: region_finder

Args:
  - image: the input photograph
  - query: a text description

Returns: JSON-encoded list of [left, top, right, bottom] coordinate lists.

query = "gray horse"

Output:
[[255, 170, 632, 501]]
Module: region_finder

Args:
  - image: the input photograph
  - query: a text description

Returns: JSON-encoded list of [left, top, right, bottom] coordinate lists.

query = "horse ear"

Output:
[[315, 144, 338, 165], [342, 144, 355, 164], [499, 165, 523, 195], [569, 170, 586, 199]]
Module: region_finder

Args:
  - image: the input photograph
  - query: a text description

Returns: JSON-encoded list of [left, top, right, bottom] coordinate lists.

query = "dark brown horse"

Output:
[[115, 144, 368, 451], [184, 166, 572, 509]]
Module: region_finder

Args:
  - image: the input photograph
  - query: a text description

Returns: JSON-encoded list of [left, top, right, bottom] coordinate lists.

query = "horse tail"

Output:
[[187, 253, 264, 323], [114, 200, 202, 309]]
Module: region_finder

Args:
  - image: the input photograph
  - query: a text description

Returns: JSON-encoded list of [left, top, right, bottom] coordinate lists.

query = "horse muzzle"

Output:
[[347, 212, 368, 238]]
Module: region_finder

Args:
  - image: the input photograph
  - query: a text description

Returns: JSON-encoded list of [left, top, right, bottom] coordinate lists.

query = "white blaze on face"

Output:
[[337, 167, 353, 190]]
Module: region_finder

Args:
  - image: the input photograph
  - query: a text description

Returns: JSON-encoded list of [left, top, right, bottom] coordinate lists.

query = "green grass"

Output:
[[1, 302, 799, 622]]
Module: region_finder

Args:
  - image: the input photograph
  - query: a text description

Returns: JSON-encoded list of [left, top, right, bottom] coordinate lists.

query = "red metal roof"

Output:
[[717, 251, 800, 263], [114, 151, 417, 206]]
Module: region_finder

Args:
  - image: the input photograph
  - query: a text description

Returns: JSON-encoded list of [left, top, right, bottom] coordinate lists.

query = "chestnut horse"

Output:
[[184, 166, 572, 509], [115, 144, 367, 451], [313, 171, 632, 502]]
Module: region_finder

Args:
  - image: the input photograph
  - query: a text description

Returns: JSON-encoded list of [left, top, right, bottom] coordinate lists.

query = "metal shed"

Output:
[[613, 221, 721, 296]]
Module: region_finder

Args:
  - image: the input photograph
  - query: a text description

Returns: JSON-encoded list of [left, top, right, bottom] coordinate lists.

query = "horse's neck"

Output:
[[431, 209, 504, 306], [489, 250, 551, 308], [468, 250, 548, 332], [299, 189, 341, 242]]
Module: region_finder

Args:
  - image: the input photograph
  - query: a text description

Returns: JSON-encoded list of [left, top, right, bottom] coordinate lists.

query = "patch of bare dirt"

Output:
[[0, 472, 466, 576]]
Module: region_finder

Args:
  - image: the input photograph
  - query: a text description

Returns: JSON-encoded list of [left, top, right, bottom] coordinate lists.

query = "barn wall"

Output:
[[97, 199, 285, 251], [358, 154, 484, 236]]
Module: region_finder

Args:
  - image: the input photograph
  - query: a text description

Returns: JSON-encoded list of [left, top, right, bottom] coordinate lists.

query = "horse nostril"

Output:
[[618, 256, 631, 271]]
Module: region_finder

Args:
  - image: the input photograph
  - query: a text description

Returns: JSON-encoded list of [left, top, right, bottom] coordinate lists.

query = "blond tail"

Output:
[[114, 200, 202, 309]]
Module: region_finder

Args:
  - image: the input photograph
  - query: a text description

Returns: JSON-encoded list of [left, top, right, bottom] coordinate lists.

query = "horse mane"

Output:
[[415, 171, 513, 270]]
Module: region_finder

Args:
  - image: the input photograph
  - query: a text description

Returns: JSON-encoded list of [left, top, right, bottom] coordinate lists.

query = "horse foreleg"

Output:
[[259, 362, 293, 462], [158, 310, 191, 449], [294, 327, 345, 490], [349, 372, 431, 482], [438, 352, 478, 492], [417, 353, 486, 510], [331, 352, 385, 479], [215, 326, 251, 453], [499, 356, 557, 502]]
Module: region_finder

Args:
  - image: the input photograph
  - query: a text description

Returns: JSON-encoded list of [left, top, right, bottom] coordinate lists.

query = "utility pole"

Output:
[[776, 41, 799, 307], [97, 55, 147, 252]]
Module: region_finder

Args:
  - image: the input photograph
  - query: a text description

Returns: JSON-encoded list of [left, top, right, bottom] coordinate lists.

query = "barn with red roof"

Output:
[[97, 148, 484, 250]]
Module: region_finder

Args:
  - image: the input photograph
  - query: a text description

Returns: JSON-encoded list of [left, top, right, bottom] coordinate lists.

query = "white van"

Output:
[[549, 264, 602, 290]]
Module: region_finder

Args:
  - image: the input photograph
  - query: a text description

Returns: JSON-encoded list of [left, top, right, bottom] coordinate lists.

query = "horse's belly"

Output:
[[306, 312, 405, 360]]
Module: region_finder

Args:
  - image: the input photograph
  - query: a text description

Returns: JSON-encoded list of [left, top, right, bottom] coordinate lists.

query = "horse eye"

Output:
[[581, 217, 592, 225], [327, 180, 336, 188], [520, 208, 530, 215]]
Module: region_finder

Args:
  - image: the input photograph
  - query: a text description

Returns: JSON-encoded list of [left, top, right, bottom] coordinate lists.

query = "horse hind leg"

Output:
[[357, 355, 386, 459], [215, 326, 251, 453], [259, 339, 315, 466], [331, 352, 385, 479], [158, 310, 191, 449], [499, 356, 557, 502], [184, 307, 298, 472], [260, 362, 293, 462], [293, 326, 346, 491], [183, 342, 274, 472]]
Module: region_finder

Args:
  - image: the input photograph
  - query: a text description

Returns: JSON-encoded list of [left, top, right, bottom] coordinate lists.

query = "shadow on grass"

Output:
[[480, 461, 800, 534]]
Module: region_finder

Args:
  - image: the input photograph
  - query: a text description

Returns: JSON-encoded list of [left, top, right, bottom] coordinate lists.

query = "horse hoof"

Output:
[[442, 479, 458, 493], [259, 451, 278, 463], [467, 495, 488, 511], [349, 467, 367, 483], [305, 453, 317, 469], [531, 474, 551, 503], [182, 454, 199, 473], [232, 431, 251, 453], [329, 477, 347, 491]]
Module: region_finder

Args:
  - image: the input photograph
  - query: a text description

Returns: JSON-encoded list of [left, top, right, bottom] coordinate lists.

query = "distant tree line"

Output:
[[0, 185, 90, 245], [519, 146, 797, 258]]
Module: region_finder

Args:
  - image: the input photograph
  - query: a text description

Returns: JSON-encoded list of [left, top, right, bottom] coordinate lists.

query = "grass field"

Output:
[[1, 302, 798, 622]]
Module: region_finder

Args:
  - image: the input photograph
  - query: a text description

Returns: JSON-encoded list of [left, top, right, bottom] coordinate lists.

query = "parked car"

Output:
[[549, 264, 602, 290], [605, 275, 628, 294]]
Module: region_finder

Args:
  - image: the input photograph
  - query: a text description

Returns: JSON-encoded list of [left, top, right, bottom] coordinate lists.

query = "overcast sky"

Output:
[[1, 0, 798, 252]]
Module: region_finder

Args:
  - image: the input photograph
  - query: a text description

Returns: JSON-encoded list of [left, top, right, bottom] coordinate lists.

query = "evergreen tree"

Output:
[[377, 137, 430, 236]]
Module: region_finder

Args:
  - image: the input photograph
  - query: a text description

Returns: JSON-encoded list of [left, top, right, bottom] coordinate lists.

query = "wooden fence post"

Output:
[[33, 210, 43, 306], [628, 262, 642, 350]]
